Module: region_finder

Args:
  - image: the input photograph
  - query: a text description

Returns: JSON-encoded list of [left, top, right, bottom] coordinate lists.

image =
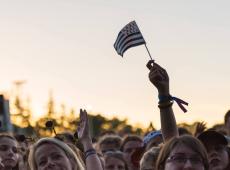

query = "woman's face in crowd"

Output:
[[35, 143, 73, 170], [105, 157, 126, 170], [123, 140, 142, 163], [205, 142, 229, 170], [0, 137, 19, 168], [164, 143, 205, 170]]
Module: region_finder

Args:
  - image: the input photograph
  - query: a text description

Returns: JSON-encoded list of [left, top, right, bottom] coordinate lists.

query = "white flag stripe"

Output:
[[119, 39, 145, 55], [117, 33, 144, 52], [115, 32, 140, 50]]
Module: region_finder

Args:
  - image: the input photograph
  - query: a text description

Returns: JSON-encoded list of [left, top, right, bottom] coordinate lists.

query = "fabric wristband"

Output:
[[158, 100, 174, 109], [158, 95, 188, 113]]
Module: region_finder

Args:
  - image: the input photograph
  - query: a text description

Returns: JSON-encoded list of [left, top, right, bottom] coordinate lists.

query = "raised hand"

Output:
[[77, 109, 91, 142], [147, 60, 169, 96], [194, 121, 207, 137], [147, 60, 179, 141]]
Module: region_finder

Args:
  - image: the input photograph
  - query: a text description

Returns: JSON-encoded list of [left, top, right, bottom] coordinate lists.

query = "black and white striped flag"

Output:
[[114, 21, 146, 57]]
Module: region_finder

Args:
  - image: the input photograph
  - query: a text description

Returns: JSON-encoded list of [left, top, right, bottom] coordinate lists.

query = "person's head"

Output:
[[98, 135, 122, 154], [28, 137, 85, 170], [0, 134, 20, 170], [198, 130, 230, 170], [120, 135, 143, 153], [178, 127, 191, 136], [156, 135, 209, 170], [140, 146, 160, 170], [224, 110, 230, 131], [104, 151, 128, 170], [120, 135, 143, 170], [55, 132, 76, 145], [55, 132, 84, 153], [143, 131, 163, 151], [100, 130, 117, 137], [226, 136, 230, 146]]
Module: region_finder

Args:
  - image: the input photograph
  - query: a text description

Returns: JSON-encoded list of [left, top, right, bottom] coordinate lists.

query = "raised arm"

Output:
[[77, 109, 103, 170], [147, 60, 179, 142]]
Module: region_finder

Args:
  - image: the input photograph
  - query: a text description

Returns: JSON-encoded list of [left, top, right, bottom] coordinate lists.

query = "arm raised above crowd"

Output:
[[147, 60, 179, 142], [77, 109, 103, 170]]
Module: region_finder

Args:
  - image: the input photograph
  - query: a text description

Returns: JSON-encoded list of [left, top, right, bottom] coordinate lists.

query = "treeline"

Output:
[[9, 93, 148, 138], [8, 92, 225, 139]]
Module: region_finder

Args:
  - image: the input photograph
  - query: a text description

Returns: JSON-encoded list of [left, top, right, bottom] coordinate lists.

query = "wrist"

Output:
[[82, 140, 93, 151], [158, 94, 171, 103], [158, 100, 173, 109], [158, 89, 170, 96]]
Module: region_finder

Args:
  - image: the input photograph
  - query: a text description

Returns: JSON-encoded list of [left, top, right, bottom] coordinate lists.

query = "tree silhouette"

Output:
[[8, 90, 147, 138]]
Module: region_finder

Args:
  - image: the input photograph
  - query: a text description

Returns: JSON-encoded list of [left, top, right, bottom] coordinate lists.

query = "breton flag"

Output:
[[114, 21, 146, 57]]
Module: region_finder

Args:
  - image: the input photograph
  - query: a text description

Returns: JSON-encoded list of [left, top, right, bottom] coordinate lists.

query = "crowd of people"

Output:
[[0, 60, 229, 170]]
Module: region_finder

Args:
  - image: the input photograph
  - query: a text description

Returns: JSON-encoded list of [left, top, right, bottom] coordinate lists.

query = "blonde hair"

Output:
[[140, 147, 160, 170], [28, 137, 85, 170]]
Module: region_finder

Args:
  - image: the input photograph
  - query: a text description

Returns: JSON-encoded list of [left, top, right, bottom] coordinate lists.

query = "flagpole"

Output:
[[144, 44, 153, 61]]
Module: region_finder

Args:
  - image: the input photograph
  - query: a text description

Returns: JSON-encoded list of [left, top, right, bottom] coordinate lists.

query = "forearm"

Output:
[[147, 61, 179, 143], [83, 140, 103, 170], [159, 106, 179, 142]]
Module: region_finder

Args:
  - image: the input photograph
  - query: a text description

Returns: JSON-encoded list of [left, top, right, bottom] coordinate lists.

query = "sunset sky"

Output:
[[0, 1, 229, 129]]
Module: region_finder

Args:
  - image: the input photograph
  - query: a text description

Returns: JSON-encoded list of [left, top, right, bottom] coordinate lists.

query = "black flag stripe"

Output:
[[120, 39, 146, 56], [116, 32, 143, 51]]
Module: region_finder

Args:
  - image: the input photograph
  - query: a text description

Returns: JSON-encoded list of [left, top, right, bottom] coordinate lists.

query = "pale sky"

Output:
[[0, 1, 229, 129]]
